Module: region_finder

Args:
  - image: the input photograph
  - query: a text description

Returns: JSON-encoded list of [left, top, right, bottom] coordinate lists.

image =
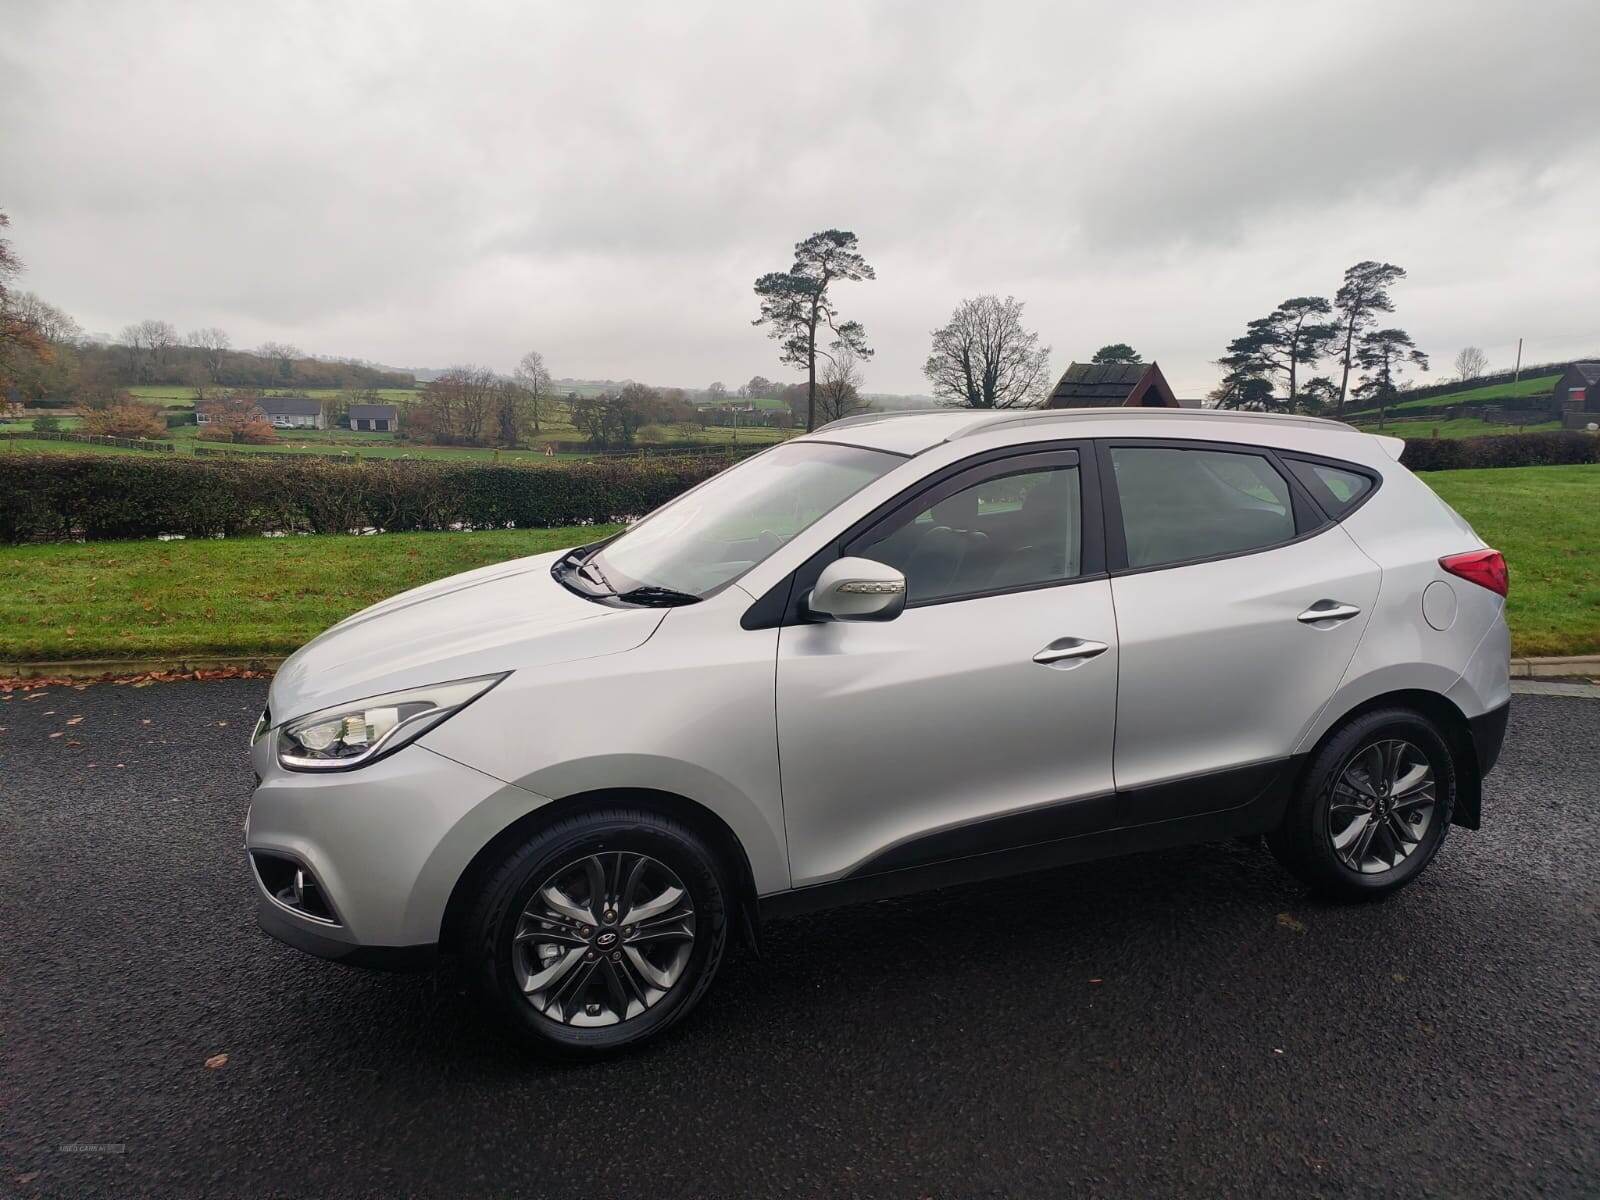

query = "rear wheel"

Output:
[[466, 808, 729, 1059], [1268, 708, 1457, 900]]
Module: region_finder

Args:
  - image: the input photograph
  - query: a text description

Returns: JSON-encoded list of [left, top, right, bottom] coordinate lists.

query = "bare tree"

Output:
[[513, 349, 553, 435], [256, 340, 301, 382], [816, 347, 869, 425], [12, 292, 81, 345], [1454, 345, 1489, 382], [118, 318, 179, 381], [187, 327, 231, 381], [923, 295, 1052, 409]]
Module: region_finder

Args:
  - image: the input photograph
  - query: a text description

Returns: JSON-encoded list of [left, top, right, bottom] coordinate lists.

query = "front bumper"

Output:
[[246, 739, 553, 959], [255, 889, 438, 970]]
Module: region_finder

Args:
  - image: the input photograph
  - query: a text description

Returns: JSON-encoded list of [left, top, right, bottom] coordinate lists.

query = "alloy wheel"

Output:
[[512, 851, 697, 1027], [1328, 738, 1438, 875]]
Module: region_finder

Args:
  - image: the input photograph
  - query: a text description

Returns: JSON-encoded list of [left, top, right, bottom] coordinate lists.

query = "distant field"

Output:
[[1372, 373, 1562, 415], [125, 385, 420, 408], [4, 404, 796, 462], [1353, 417, 1563, 440]]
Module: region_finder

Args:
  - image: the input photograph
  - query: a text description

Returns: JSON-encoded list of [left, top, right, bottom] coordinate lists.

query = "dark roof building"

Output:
[[348, 402, 399, 432], [258, 395, 322, 417], [1556, 362, 1600, 412], [1045, 361, 1188, 408]]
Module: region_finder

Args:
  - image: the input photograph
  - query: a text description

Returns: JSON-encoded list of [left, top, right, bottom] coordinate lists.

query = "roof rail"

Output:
[[945, 406, 1354, 440], [811, 410, 936, 433]]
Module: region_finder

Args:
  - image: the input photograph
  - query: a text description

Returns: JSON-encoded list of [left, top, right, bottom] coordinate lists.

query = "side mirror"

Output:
[[807, 557, 907, 622]]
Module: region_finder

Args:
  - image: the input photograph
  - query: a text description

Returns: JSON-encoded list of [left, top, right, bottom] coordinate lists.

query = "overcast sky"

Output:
[[5, 0, 1599, 397]]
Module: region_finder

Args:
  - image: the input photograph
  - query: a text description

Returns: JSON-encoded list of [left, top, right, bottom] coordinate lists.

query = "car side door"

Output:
[[1098, 438, 1382, 814], [774, 443, 1121, 889]]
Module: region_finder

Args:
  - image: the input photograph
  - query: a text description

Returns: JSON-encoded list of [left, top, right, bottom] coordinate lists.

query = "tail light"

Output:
[[1440, 548, 1508, 597]]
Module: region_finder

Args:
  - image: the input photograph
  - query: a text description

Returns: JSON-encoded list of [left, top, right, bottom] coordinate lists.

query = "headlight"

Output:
[[275, 674, 507, 772]]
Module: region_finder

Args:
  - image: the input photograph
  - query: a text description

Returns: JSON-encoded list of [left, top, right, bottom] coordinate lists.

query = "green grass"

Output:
[[1423, 463, 1599, 657], [5, 463, 1590, 663], [0, 527, 619, 661]]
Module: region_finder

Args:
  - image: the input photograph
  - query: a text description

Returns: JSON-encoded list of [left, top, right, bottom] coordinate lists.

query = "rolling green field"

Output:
[[1372, 373, 1562, 415], [1, 464, 1594, 664]]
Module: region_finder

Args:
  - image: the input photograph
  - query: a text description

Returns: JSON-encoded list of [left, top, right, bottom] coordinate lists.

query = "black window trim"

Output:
[[1096, 437, 1333, 577], [741, 439, 1106, 629], [1275, 450, 1384, 523]]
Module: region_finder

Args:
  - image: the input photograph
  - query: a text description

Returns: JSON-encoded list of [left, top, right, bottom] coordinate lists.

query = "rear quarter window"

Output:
[[1283, 458, 1377, 517]]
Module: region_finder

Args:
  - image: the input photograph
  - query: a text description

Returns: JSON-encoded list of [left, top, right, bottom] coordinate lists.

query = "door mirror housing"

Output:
[[807, 557, 907, 622]]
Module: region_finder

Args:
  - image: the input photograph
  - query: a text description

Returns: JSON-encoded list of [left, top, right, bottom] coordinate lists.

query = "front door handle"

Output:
[[1033, 637, 1110, 666], [1298, 600, 1362, 624]]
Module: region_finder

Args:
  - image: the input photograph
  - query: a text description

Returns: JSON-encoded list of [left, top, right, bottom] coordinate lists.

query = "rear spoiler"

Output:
[[1371, 434, 1405, 461]]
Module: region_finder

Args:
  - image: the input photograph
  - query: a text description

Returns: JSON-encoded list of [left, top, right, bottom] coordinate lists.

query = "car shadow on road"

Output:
[[244, 832, 1470, 1076]]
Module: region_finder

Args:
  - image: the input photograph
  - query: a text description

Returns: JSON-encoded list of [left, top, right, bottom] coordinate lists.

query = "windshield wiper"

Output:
[[615, 585, 701, 607]]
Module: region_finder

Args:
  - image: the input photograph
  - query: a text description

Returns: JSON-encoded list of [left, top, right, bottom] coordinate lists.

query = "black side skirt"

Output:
[[761, 757, 1300, 922]]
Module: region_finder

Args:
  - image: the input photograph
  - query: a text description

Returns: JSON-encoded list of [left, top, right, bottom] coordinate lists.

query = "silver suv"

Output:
[[248, 408, 1511, 1057]]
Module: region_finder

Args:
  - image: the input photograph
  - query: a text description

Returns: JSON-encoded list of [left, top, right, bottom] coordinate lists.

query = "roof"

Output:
[[805, 406, 1365, 457], [348, 403, 398, 419], [1048, 362, 1148, 404], [259, 395, 322, 416], [1565, 362, 1600, 386]]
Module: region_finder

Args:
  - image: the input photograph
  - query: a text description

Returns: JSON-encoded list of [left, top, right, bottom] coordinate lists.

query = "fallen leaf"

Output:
[[1392, 972, 1407, 983], [66, 716, 83, 725], [16, 1171, 40, 1184], [205, 1053, 229, 1069], [48, 732, 63, 739], [1088, 978, 1103, 985], [1276, 913, 1307, 934]]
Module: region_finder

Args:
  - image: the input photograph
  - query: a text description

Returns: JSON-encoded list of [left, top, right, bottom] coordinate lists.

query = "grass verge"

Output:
[[0, 527, 618, 661], [1421, 463, 1599, 657], [1, 463, 1594, 663]]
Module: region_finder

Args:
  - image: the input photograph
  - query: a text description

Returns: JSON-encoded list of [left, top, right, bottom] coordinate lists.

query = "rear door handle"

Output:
[[1033, 637, 1110, 666], [1298, 601, 1362, 624]]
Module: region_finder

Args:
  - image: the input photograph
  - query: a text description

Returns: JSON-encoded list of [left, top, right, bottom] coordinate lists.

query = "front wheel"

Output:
[[465, 808, 729, 1059], [1268, 708, 1457, 900]]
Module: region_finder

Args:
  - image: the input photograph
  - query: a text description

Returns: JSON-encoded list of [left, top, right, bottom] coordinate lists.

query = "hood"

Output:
[[267, 549, 666, 723]]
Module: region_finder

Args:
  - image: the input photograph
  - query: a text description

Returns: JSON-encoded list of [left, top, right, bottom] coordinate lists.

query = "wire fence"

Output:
[[0, 430, 176, 452]]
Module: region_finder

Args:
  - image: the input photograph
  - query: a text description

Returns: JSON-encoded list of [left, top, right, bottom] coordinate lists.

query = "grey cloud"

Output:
[[2, 0, 1596, 394]]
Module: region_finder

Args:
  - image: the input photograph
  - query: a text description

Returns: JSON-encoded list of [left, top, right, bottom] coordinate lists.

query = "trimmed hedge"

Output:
[[1400, 430, 1600, 473], [0, 452, 732, 543]]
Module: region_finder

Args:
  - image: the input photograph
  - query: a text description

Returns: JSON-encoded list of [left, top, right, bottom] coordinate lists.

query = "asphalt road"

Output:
[[2, 680, 1596, 1199]]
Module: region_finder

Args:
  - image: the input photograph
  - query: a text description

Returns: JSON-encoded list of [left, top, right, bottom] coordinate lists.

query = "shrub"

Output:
[[1400, 430, 1599, 473], [0, 452, 735, 543], [31, 414, 61, 432], [79, 401, 167, 440]]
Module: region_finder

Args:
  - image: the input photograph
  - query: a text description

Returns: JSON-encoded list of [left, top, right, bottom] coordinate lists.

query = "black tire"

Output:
[[1267, 707, 1457, 901], [465, 807, 729, 1060]]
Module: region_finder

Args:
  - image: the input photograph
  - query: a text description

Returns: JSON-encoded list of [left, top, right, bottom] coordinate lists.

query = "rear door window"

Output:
[[1109, 446, 1298, 570]]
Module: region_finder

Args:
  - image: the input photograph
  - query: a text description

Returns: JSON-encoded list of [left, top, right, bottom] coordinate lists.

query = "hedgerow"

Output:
[[0, 453, 731, 542], [1399, 430, 1599, 473]]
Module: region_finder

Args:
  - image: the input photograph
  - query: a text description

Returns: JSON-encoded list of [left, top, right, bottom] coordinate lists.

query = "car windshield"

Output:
[[587, 441, 903, 600]]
